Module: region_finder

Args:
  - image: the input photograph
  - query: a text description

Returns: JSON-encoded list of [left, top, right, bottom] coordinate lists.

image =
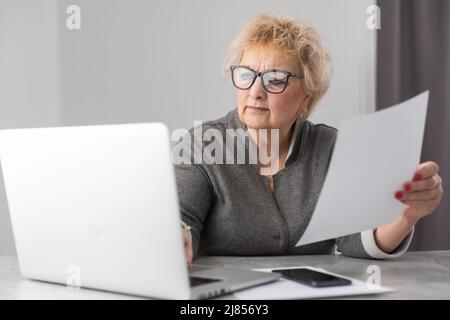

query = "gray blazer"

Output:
[[174, 108, 412, 259]]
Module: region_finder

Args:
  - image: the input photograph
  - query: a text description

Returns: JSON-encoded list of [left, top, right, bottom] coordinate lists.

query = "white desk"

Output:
[[1, 251, 449, 299]]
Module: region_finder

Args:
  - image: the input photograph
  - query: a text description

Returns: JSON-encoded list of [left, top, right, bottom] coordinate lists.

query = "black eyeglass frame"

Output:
[[230, 65, 303, 94]]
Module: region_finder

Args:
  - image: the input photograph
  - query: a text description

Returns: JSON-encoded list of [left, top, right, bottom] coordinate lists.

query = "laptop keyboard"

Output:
[[189, 276, 221, 287]]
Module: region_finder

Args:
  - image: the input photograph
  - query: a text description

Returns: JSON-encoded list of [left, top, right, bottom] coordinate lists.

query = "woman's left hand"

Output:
[[395, 161, 444, 222]]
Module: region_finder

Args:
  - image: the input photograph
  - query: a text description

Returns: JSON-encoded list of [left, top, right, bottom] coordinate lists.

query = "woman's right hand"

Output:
[[182, 225, 193, 268]]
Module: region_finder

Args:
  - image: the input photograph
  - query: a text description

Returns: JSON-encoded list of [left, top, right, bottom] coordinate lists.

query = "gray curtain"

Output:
[[377, 0, 450, 250]]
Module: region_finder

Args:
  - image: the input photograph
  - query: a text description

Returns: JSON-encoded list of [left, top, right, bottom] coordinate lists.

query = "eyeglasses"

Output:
[[230, 65, 303, 94]]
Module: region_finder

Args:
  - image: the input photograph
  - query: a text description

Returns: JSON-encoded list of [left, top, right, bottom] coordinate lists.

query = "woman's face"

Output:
[[235, 45, 307, 130]]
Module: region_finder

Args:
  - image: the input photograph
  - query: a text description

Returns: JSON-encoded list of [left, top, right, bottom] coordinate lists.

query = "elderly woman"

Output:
[[175, 15, 444, 267]]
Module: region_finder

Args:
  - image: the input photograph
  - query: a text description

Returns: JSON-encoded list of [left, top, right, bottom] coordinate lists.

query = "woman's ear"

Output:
[[297, 107, 307, 120], [297, 95, 311, 120], [302, 94, 312, 105]]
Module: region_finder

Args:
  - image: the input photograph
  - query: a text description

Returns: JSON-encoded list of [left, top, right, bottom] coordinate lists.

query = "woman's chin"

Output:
[[242, 114, 270, 129]]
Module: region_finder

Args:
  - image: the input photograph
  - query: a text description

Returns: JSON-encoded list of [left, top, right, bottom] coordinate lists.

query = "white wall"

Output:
[[0, 0, 376, 255], [0, 0, 61, 255], [57, 0, 376, 130]]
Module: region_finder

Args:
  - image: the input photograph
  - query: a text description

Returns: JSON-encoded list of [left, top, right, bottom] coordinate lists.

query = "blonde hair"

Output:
[[223, 14, 332, 119]]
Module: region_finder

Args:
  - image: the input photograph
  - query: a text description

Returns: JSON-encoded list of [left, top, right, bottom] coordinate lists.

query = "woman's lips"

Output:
[[246, 106, 269, 112]]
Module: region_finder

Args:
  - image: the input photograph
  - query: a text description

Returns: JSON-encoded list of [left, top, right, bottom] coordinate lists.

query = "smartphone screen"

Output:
[[272, 268, 352, 288]]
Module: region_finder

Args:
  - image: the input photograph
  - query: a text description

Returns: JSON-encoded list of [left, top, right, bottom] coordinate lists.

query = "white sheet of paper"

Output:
[[234, 266, 393, 300], [296, 91, 429, 246]]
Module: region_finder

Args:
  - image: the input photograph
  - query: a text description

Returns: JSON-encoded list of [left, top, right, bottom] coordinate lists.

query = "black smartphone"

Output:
[[272, 268, 352, 288]]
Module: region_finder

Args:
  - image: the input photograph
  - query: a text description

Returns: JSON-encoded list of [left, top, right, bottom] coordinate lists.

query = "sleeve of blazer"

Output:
[[173, 131, 214, 259], [336, 229, 413, 259]]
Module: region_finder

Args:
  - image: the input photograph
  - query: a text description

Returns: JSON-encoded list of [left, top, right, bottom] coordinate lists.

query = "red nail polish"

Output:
[[413, 173, 422, 181], [395, 191, 403, 199], [404, 183, 412, 191]]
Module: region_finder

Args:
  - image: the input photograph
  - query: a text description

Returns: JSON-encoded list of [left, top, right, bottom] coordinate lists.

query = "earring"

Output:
[[297, 109, 305, 119]]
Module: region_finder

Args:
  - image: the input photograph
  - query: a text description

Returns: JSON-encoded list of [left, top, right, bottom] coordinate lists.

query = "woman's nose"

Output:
[[248, 77, 267, 100]]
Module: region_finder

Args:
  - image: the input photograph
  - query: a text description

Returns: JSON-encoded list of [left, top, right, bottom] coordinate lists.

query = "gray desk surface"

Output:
[[1, 250, 449, 299]]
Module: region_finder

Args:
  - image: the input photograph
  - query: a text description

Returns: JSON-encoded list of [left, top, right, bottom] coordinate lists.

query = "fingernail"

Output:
[[413, 173, 422, 181], [403, 183, 412, 191], [395, 191, 403, 199]]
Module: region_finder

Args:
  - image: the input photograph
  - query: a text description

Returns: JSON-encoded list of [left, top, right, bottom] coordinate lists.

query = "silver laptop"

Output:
[[0, 122, 280, 299]]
